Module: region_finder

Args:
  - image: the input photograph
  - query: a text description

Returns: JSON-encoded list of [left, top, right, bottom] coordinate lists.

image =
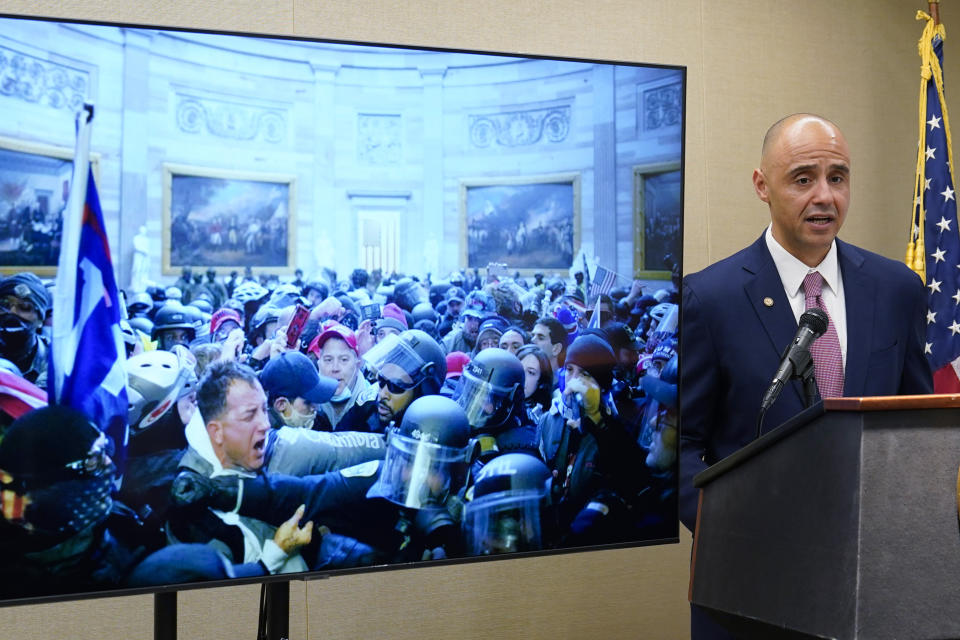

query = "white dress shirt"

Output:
[[764, 225, 848, 367]]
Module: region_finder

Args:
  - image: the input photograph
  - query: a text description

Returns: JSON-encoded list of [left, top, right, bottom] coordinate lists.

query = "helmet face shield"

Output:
[[366, 431, 469, 509], [454, 366, 517, 431], [464, 488, 546, 555], [363, 333, 429, 387]]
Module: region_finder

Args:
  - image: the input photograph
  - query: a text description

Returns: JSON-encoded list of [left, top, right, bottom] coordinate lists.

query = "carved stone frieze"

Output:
[[358, 113, 401, 165], [468, 105, 570, 148], [0, 45, 88, 111], [175, 94, 286, 143], [640, 82, 681, 132]]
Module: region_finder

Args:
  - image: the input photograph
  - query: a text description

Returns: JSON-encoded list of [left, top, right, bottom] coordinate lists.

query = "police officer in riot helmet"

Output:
[[391, 277, 428, 312], [364, 329, 447, 432], [151, 303, 197, 351], [365, 395, 474, 559], [0, 272, 50, 387], [454, 348, 540, 471], [463, 452, 555, 555]]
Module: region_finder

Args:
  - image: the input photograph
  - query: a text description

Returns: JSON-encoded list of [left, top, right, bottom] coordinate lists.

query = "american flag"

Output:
[[0, 370, 46, 420], [50, 104, 129, 467], [588, 264, 620, 300]]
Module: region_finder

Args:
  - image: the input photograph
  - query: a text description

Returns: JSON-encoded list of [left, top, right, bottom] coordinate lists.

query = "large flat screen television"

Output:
[[0, 12, 684, 607]]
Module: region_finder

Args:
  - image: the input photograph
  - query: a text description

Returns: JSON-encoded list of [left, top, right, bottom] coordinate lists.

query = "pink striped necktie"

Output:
[[802, 271, 844, 398]]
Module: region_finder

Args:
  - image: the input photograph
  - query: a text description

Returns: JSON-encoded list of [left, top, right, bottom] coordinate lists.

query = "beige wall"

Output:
[[0, 1, 944, 638]]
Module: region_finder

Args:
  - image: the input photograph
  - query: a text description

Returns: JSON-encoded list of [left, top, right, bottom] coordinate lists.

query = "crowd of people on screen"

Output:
[[0, 263, 678, 599]]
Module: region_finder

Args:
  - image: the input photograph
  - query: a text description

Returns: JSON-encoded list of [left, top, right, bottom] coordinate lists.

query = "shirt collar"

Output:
[[764, 225, 840, 297]]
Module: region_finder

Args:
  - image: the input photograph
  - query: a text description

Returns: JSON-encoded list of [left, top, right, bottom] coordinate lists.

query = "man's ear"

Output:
[[273, 397, 289, 414], [207, 420, 224, 446], [551, 342, 563, 359], [753, 168, 770, 203]]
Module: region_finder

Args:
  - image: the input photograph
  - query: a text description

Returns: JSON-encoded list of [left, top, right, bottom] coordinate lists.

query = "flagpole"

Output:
[[931, 0, 940, 26], [51, 103, 94, 401]]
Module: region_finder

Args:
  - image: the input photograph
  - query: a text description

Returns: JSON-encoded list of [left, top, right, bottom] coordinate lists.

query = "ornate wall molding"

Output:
[[468, 105, 570, 148], [175, 94, 287, 143], [0, 45, 89, 111], [639, 81, 681, 133], [358, 113, 402, 165]]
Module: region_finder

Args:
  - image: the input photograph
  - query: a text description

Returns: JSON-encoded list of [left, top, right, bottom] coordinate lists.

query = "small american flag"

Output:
[[588, 265, 620, 299]]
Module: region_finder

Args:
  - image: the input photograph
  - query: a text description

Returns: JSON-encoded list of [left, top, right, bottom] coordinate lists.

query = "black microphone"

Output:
[[759, 308, 828, 415]]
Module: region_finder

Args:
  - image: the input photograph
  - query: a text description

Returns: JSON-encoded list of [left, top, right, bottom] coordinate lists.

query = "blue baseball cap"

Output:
[[259, 351, 338, 404]]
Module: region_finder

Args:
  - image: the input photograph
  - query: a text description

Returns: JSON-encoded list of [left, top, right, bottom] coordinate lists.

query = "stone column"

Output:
[[118, 28, 154, 291], [418, 65, 447, 278], [591, 64, 617, 278]]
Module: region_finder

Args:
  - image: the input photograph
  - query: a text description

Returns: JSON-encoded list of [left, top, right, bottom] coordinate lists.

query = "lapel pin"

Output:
[[763, 297, 774, 307]]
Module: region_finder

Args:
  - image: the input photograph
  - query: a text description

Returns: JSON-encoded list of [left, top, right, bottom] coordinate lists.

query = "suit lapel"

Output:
[[741, 236, 803, 402], [837, 240, 873, 396]]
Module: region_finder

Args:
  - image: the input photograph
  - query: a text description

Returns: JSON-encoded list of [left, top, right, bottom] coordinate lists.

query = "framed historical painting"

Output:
[[162, 164, 296, 276], [0, 136, 100, 276], [459, 173, 580, 275], [633, 161, 681, 279]]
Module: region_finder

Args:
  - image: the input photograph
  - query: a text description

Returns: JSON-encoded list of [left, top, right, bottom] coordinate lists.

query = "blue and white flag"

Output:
[[50, 104, 129, 467]]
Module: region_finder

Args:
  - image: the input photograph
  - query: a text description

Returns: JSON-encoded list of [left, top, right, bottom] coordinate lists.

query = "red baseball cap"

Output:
[[310, 323, 359, 356], [445, 351, 471, 379]]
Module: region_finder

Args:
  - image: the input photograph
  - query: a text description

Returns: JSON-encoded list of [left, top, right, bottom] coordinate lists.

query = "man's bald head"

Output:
[[760, 113, 843, 166], [753, 113, 851, 266]]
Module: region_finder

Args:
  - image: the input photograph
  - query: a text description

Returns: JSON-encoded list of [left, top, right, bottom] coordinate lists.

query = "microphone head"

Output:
[[799, 308, 828, 336]]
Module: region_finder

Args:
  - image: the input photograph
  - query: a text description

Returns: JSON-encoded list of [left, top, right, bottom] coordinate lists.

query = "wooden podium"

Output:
[[689, 395, 960, 640]]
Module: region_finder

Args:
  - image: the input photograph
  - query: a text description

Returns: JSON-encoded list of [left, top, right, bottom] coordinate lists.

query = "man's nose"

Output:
[[811, 176, 834, 206]]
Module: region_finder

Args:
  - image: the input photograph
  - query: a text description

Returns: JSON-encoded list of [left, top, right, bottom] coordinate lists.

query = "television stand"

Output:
[[152, 581, 289, 640]]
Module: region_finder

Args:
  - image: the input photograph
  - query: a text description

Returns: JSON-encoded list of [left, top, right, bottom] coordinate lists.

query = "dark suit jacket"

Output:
[[679, 234, 933, 532]]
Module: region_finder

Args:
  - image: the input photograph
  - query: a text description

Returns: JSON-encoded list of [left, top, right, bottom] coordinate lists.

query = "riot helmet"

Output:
[[269, 283, 303, 309], [454, 348, 524, 433], [392, 278, 428, 312], [366, 395, 472, 509], [151, 302, 197, 350], [249, 304, 281, 344], [127, 291, 154, 316], [411, 302, 439, 325], [428, 282, 451, 308], [463, 452, 552, 555], [128, 315, 154, 338], [363, 329, 446, 396], [187, 298, 214, 315]]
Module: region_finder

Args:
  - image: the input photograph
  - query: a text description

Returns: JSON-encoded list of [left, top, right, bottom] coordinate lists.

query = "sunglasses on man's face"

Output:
[[377, 374, 415, 395]]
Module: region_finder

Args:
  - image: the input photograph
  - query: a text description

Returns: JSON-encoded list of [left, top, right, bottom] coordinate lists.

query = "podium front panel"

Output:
[[692, 405, 960, 639], [855, 409, 960, 639], [692, 410, 862, 639]]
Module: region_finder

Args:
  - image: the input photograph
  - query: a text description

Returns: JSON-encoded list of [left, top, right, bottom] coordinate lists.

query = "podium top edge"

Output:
[[824, 393, 960, 411]]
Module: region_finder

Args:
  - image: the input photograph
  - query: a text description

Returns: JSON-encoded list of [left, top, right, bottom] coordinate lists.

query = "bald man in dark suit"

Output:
[[680, 114, 933, 639]]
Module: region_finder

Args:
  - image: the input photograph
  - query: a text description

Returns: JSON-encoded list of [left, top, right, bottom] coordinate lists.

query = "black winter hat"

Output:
[[565, 334, 616, 390], [0, 272, 50, 319], [0, 405, 101, 480]]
